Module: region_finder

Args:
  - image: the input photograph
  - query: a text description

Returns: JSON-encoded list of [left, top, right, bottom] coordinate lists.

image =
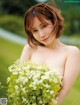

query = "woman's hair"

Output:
[[24, 2, 64, 47]]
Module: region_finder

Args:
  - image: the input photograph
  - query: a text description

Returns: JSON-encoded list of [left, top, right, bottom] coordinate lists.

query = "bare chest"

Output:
[[30, 48, 67, 76]]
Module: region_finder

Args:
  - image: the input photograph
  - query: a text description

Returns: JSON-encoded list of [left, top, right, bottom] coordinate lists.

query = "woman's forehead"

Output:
[[32, 17, 49, 24], [31, 17, 51, 28]]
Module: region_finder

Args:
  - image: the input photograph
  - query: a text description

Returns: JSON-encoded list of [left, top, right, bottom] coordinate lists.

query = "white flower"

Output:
[[33, 86, 37, 90], [32, 96, 36, 99], [22, 97, 26, 102], [20, 84, 23, 88], [19, 76, 23, 81], [33, 79, 39, 84], [14, 85, 19, 90], [19, 71, 24, 75], [7, 60, 62, 105], [43, 84, 50, 88], [46, 89, 50, 92], [41, 76, 47, 80], [13, 71, 18, 75], [39, 100, 43, 104], [16, 79, 19, 83], [21, 87, 26, 93], [7, 77, 10, 82], [50, 90, 54, 94], [23, 78, 28, 84]]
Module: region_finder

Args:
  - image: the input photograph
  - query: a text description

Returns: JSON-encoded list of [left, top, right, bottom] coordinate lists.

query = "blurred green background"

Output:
[[0, 0, 80, 105]]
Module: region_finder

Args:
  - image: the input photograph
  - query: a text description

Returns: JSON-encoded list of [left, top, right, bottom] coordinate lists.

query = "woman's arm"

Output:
[[57, 46, 80, 105], [20, 44, 32, 62]]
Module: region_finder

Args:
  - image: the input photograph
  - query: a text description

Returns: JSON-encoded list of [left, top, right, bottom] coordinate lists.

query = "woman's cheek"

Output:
[[33, 35, 39, 40]]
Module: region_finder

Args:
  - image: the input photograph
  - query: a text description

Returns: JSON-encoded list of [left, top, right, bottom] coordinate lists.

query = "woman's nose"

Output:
[[39, 30, 45, 38]]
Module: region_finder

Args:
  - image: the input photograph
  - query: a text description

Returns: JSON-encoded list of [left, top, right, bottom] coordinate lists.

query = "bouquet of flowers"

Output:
[[7, 60, 62, 105]]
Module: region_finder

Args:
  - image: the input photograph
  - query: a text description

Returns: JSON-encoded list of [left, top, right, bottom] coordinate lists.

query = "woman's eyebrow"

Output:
[[32, 28, 36, 30], [40, 22, 48, 26], [31, 22, 48, 30], [31, 23, 43, 30]]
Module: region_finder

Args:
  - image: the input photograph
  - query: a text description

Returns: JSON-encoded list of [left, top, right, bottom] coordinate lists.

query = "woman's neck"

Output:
[[45, 38, 63, 49]]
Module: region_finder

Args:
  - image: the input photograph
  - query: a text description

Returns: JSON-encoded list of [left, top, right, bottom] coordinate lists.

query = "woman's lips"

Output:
[[42, 37, 49, 41]]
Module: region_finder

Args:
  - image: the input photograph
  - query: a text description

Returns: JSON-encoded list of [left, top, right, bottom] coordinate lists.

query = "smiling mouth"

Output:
[[42, 37, 49, 41]]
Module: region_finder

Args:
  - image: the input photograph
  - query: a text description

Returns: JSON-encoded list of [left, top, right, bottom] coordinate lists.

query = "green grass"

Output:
[[0, 37, 80, 105], [62, 75, 80, 105], [0, 38, 23, 98]]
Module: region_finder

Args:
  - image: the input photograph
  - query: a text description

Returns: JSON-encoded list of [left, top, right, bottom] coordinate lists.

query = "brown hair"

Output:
[[24, 3, 64, 47]]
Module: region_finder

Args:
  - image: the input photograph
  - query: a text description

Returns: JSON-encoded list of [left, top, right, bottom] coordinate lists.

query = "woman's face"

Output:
[[31, 17, 56, 46]]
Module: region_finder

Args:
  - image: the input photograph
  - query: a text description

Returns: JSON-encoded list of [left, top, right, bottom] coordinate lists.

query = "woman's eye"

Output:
[[42, 25, 47, 28], [32, 30, 37, 33]]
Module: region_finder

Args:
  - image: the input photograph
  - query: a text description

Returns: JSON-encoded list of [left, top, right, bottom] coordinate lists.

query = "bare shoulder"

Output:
[[66, 45, 80, 56], [65, 45, 80, 66], [23, 43, 33, 51], [61, 45, 80, 95], [20, 43, 34, 62]]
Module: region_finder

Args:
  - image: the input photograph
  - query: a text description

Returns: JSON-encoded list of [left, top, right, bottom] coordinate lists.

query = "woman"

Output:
[[20, 2, 80, 105]]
